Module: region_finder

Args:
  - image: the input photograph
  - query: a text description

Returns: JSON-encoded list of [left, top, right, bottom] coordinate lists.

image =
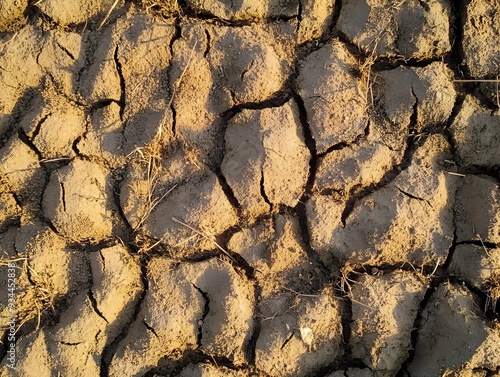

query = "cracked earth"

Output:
[[0, 0, 500, 376]]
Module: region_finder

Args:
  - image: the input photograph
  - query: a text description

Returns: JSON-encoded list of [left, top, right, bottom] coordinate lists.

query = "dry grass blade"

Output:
[[99, 0, 120, 30], [485, 274, 500, 313], [160, 39, 198, 137], [455, 77, 500, 107], [349, 297, 375, 310], [476, 233, 491, 257], [40, 157, 71, 163], [135, 184, 178, 231], [171, 217, 236, 262], [0, 258, 54, 333], [446, 171, 466, 177], [0, 257, 27, 265], [281, 286, 319, 298], [454, 79, 500, 83], [428, 257, 440, 277]]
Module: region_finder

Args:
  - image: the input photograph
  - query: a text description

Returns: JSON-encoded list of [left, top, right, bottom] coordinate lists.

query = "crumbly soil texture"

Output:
[[1, 0, 500, 376]]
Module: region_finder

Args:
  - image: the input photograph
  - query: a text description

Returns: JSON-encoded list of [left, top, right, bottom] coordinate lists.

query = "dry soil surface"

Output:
[[0, 0, 500, 376]]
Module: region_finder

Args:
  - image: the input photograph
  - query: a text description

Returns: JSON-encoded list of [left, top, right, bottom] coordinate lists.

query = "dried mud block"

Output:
[[178, 363, 247, 377], [256, 286, 342, 377], [0, 331, 52, 376], [78, 26, 121, 103], [41, 292, 108, 377], [229, 214, 323, 295], [455, 175, 500, 244], [297, 39, 367, 154], [314, 141, 398, 194], [50, 293, 114, 375], [305, 195, 343, 265], [109, 257, 254, 375], [228, 217, 275, 269], [37, 0, 119, 26], [0, 0, 28, 31], [261, 214, 316, 288], [19, 91, 86, 159], [89, 244, 142, 334], [408, 283, 500, 376], [190, 259, 255, 364], [43, 159, 118, 242], [22, 225, 90, 300], [0, 193, 20, 231], [450, 95, 500, 169], [169, 22, 218, 164], [185, 0, 298, 21], [19, 92, 50, 138], [77, 102, 125, 167], [463, 0, 500, 78], [120, 144, 203, 231], [392, 134, 453, 202], [297, 0, 335, 44], [335, 185, 452, 266], [31, 101, 86, 160], [337, 0, 451, 59], [37, 31, 86, 100], [334, 135, 455, 266], [411, 63, 456, 129], [19, 294, 108, 376], [0, 136, 45, 201], [0, 27, 43, 136], [141, 173, 238, 256], [449, 245, 500, 303], [222, 100, 310, 218], [171, 21, 293, 164], [208, 23, 294, 105], [373, 63, 456, 151], [350, 271, 427, 375]]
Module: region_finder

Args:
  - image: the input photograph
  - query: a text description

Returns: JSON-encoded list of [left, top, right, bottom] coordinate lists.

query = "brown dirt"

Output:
[[0, 0, 499, 376]]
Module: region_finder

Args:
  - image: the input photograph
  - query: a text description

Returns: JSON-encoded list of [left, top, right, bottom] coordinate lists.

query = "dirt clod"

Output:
[[297, 39, 367, 154], [450, 95, 500, 169], [462, 0, 500, 78], [43, 159, 119, 242], [408, 283, 500, 376], [350, 271, 427, 376], [222, 100, 310, 218], [454, 175, 500, 244]]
